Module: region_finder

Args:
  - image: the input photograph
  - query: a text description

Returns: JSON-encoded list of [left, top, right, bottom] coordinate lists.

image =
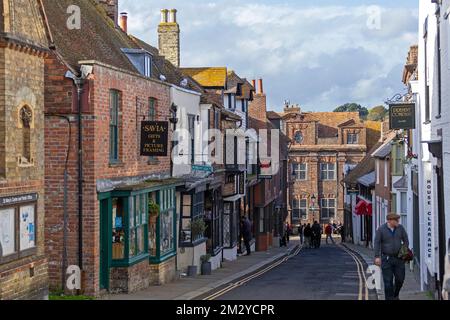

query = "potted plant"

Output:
[[148, 199, 160, 224], [187, 219, 207, 277], [201, 254, 212, 276]]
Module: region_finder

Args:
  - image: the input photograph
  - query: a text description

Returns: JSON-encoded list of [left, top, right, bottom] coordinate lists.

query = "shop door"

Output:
[[100, 199, 111, 290]]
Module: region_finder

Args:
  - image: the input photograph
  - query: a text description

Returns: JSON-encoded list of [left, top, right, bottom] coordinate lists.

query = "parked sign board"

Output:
[[389, 103, 415, 130], [140, 121, 169, 156]]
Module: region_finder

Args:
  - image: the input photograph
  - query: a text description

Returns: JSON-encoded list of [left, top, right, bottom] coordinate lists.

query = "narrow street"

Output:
[[202, 240, 377, 301]]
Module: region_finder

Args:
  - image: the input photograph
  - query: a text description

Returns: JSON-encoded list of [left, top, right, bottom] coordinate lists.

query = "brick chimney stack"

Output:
[[119, 12, 128, 33], [95, 0, 119, 24], [249, 79, 268, 122], [258, 79, 264, 95], [158, 8, 181, 67]]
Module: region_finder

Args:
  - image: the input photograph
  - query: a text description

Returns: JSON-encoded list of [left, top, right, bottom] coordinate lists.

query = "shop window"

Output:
[[205, 190, 222, 254], [111, 194, 148, 265], [320, 198, 336, 221], [159, 188, 175, 258], [0, 203, 37, 264], [180, 192, 205, 246]]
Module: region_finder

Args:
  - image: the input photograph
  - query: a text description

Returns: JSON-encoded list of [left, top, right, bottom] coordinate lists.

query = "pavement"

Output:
[[342, 242, 432, 300], [103, 241, 298, 300]]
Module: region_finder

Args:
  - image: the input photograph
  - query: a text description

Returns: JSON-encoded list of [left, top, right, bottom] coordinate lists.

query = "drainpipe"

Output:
[[65, 67, 92, 273]]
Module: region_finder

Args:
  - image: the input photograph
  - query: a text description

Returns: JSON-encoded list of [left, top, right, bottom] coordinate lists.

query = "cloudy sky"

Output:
[[119, 0, 418, 112]]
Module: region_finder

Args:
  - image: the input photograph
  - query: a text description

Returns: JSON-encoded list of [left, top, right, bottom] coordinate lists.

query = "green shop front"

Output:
[[98, 180, 181, 293]]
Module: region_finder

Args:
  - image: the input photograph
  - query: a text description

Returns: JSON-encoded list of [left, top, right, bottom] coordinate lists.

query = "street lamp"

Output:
[[310, 194, 319, 222]]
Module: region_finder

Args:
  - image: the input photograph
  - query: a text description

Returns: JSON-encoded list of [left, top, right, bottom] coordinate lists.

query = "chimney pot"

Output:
[[252, 79, 256, 90], [119, 12, 128, 33], [169, 9, 178, 23], [258, 79, 264, 95], [161, 9, 168, 23]]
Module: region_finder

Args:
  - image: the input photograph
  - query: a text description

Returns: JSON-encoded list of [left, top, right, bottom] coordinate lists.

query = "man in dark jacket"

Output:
[[312, 221, 322, 248], [374, 213, 410, 300], [241, 216, 252, 256]]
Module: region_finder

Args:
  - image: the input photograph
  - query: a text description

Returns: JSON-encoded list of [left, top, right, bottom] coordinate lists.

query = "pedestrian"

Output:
[[285, 222, 291, 244], [241, 216, 252, 256], [304, 223, 312, 248], [374, 213, 410, 300], [298, 224, 305, 245], [339, 224, 346, 243], [325, 223, 335, 245], [312, 221, 322, 248]]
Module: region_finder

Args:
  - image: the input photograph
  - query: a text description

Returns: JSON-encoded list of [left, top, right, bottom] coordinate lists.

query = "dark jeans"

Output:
[[244, 238, 251, 255], [325, 234, 335, 244], [381, 256, 406, 300]]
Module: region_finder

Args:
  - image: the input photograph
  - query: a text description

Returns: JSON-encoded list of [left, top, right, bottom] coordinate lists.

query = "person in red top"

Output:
[[325, 223, 335, 245]]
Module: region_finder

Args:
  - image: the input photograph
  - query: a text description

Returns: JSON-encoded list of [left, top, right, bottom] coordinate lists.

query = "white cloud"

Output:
[[120, 0, 418, 111]]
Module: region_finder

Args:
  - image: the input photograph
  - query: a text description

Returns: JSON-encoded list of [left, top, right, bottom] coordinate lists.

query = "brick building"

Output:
[[0, 0, 50, 299], [42, 0, 201, 296], [281, 105, 369, 227]]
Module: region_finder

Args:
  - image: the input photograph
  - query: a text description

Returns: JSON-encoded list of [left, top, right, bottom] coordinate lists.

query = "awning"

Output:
[[223, 194, 244, 202]]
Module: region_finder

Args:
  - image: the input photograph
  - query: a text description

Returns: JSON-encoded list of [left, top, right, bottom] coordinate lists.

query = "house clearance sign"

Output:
[[140, 121, 169, 157]]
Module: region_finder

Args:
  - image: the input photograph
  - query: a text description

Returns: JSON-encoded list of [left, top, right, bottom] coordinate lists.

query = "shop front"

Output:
[[98, 180, 179, 293], [205, 185, 224, 270], [223, 194, 243, 261]]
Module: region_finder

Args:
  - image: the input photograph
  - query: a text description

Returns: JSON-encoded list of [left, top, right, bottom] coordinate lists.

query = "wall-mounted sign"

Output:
[[192, 165, 213, 173], [258, 158, 273, 179], [389, 103, 416, 130], [0, 193, 38, 207], [140, 121, 169, 157]]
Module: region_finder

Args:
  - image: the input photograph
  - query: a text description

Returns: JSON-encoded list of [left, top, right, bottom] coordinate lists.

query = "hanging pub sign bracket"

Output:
[[140, 121, 169, 156]]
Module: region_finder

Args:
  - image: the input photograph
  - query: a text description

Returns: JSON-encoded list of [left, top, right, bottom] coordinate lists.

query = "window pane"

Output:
[[160, 209, 174, 256], [112, 198, 125, 260], [0, 208, 16, 256], [19, 205, 35, 251]]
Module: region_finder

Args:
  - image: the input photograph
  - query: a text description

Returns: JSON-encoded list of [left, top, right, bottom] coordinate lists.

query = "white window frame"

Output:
[[293, 163, 308, 181], [320, 198, 336, 220], [320, 163, 336, 181]]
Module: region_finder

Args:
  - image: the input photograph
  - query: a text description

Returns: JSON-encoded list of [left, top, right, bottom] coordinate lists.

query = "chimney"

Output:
[[119, 12, 128, 33], [95, 0, 119, 24], [251, 79, 256, 90], [158, 8, 181, 67], [258, 79, 264, 95]]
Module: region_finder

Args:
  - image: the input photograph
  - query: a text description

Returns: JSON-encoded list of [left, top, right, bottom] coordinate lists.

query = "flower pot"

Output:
[[187, 265, 198, 277], [201, 262, 212, 276]]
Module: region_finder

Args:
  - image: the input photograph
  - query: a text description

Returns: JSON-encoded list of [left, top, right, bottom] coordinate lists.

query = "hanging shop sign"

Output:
[[140, 121, 169, 156], [389, 103, 416, 130], [0, 193, 38, 207]]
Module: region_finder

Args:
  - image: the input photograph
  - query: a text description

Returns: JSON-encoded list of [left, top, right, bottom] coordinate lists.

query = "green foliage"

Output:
[[333, 103, 369, 119], [148, 198, 160, 217], [201, 254, 212, 264], [367, 105, 388, 121], [190, 219, 207, 239]]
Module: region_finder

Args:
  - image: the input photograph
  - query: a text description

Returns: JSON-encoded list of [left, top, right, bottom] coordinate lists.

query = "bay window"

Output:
[[180, 192, 206, 246]]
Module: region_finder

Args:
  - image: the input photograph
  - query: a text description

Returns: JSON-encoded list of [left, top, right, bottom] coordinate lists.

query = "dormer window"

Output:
[[121, 48, 153, 78]]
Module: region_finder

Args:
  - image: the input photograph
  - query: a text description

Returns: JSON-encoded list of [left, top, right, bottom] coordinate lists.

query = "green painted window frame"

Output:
[[109, 90, 120, 163], [149, 187, 177, 263]]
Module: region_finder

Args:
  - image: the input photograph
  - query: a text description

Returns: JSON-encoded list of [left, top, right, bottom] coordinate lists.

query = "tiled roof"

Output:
[[181, 67, 228, 88], [43, 0, 139, 73], [267, 111, 281, 120], [372, 135, 395, 158]]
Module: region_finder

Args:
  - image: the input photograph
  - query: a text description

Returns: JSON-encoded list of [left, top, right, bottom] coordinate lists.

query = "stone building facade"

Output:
[[0, 0, 50, 300], [281, 105, 368, 227]]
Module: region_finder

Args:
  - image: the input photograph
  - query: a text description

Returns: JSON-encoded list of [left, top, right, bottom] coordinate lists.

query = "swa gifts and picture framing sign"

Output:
[[140, 121, 169, 157], [389, 102, 416, 130]]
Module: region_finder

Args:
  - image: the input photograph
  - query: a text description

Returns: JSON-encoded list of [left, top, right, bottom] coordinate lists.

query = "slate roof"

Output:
[[357, 171, 376, 188], [372, 135, 395, 158], [393, 176, 408, 189], [343, 141, 383, 185], [181, 67, 228, 88]]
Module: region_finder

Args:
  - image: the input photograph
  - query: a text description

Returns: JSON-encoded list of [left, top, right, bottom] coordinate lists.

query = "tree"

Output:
[[333, 103, 369, 119], [367, 105, 388, 121]]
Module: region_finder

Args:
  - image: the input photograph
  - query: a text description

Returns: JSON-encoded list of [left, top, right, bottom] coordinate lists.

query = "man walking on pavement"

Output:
[[241, 216, 252, 256], [325, 223, 335, 245], [374, 213, 410, 300], [298, 224, 305, 245]]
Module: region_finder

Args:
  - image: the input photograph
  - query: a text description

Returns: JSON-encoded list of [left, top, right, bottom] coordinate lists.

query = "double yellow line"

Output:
[[339, 244, 369, 301], [203, 246, 302, 301]]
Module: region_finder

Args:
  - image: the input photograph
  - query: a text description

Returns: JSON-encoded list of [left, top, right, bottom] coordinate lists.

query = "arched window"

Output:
[[20, 105, 33, 164]]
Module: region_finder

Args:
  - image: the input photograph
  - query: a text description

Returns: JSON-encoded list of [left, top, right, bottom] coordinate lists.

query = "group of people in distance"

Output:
[[297, 222, 345, 249]]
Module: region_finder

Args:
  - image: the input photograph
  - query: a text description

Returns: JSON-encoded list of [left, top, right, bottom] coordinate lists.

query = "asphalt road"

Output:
[[213, 241, 377, 300]]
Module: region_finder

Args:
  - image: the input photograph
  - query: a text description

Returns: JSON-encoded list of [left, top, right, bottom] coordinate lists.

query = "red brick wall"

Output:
[[44, 56, 172, 296]]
